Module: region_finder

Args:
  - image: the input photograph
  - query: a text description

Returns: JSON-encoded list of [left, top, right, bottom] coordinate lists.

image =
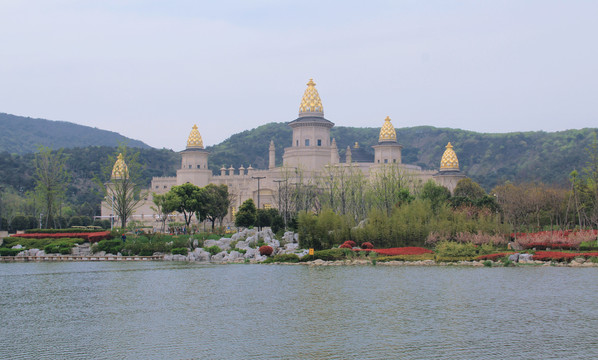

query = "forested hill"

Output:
[[0, 112, 150, 154], [207, 122, 598, 191]]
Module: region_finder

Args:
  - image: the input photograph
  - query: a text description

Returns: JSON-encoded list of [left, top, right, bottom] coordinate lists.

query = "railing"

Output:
[[0, 255, 163, 262]]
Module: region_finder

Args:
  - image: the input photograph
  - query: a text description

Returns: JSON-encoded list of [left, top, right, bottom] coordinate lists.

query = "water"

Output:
[[1, 262, 597, 359]]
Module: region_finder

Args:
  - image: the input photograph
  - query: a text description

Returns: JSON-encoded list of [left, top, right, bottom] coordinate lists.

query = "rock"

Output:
[[95, 251, 107, 256], [245, 235, 258, 247], [172, 254, 187, 261], [192, 239, 199, 248], [28, 248, 40, 256], [35, 250, 46, 257], [12, 244, 23, 249], [235, 241, 251, 250], [282, 231, 294, 244], [211, 251, 228, 262], [164, 254, 173, 261], [223, 250, 243, 262], [574, 257, 586, 264], [244, 248, 259, 259], [519, 253, 533, 262], [509, 253, 520, 262], [192, 248, 211, 262]]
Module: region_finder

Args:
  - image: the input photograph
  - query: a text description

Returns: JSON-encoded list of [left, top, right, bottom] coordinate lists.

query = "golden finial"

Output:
[[186, 124, 204, 149], [299, 78, 324, 116], [111, 153, 129, 180], [354, 142, 359, 149], [378, 116, 397, 142], [440, 142, 459, 171]]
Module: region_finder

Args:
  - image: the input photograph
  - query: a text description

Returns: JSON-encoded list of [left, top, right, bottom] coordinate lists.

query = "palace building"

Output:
[[101, 79, 465, 227]]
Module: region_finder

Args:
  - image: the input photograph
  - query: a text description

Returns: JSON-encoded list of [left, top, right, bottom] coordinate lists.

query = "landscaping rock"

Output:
[[192, 248, 211, 262], [508, 253, 520, 262], [519, 253, 533, 262], [211, 251, 228, 262]]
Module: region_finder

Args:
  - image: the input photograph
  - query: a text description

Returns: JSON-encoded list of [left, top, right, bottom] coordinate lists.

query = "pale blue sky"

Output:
[[1, 0, 596, 151]]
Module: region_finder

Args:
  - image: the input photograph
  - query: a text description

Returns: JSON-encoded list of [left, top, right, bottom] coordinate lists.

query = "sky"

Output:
[[1, 0, 596, 151]]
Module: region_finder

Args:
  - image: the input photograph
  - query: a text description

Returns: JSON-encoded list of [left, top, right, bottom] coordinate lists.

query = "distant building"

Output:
[[101, 79, 465, 227]]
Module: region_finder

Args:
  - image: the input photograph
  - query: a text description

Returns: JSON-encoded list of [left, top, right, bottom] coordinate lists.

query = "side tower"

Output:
[[283, 79, 337, 171], [372, 116, 402, 164], [176, 124, 212, 187], [433, 142, 466, 193]]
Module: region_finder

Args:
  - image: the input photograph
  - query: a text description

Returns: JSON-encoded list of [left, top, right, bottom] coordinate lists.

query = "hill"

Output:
[[0, 112, 151, 154], [206, 123, 598, 191]]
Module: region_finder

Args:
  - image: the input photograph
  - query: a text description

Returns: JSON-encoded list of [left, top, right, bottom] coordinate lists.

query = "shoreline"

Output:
[[2, 255, 597, 267]]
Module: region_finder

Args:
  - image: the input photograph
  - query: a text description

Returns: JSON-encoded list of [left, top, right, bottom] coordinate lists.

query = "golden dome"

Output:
[[378, 116, 397, 142], [440, 142, 459, 171], [111, 153, 129, 180], [186, 124, 204, 149], [299, 78, 324, 116]]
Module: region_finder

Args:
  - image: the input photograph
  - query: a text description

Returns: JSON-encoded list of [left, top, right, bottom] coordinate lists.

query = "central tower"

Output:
[[283, 79, 336, 171]]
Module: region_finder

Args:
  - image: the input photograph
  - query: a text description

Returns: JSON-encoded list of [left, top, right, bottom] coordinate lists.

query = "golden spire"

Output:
[[378, 116, 397, 142], [186, 124, 204, 149], [111, 153, 129, 180], [299, 78, 324, 116], [440, 142, 459, 171]]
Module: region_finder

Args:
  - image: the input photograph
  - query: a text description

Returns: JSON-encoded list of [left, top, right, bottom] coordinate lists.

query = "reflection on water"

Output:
[[1, 262, 597, 359]]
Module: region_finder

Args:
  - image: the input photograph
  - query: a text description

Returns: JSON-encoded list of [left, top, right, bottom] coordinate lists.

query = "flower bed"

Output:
[[10, 231, 111, 243], [514, 230, 597, 250], [532, 251, 598, 262]]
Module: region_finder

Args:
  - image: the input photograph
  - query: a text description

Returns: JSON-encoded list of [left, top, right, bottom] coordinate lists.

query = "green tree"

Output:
[[170, 183, 203, 228], [419, 180, 451, 212], [235, 198, 257, 228], [99, 145, 147, 228], [151, 192, 180, 233], [454, 178, 486, 200], [33, 146, 69, 228], [197, 184, 230, 231]]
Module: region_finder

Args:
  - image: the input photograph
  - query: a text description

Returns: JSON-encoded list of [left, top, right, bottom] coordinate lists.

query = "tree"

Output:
[[170, 183, 203, 228], [33, 146, 69, 228], [419, 180, 451, 212], [454, 178, 486, 201], [235, 198, 257, 228], [100, 146, 147, 228], [197, 184, 230, 231], [151, 192, 180, 233]]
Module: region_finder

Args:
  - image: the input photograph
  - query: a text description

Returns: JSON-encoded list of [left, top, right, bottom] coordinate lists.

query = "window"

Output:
[[155, 186, 159, 189], [189, 165, 192, 169], [384, 159, 388, 163], [197, 165, 200, 168], [317, 139, 322, 146], [393, 159, 397, 163], [305, 139, 310, 146], [163, 185, 167, 189]]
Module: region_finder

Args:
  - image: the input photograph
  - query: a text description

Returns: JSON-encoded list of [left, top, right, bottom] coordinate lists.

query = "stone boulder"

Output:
[[211, 251, 228, 262], [508, 253, 520, 262], [192, 248, 211, 262], [223, 250, 244, 262], [519, 253, 533, 262]]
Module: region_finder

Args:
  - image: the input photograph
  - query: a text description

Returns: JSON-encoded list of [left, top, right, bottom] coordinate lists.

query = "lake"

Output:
[[1, 262, 597, 359]]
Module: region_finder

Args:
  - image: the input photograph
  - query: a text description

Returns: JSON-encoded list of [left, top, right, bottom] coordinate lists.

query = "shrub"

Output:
[[376, 253, 435, 262], [339, 243, 352, 249], [92, 239, 125, 255], [343, 240, 356, 248], [171, 248, 188, 255], [0, 248, 23, 256], [266, 253, 300, 263], [361, 242, 374, 250], [483, 260, 492, 267], [204, 245, 223, 256], [232, 248, 247, 255], [434, 241, 478, 262], [301, 248, 350, 262], [44, 241, 75, 255], [259, 245, 273, 256], [372, 247, 434, 256], [475, 253, 514, 261]]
